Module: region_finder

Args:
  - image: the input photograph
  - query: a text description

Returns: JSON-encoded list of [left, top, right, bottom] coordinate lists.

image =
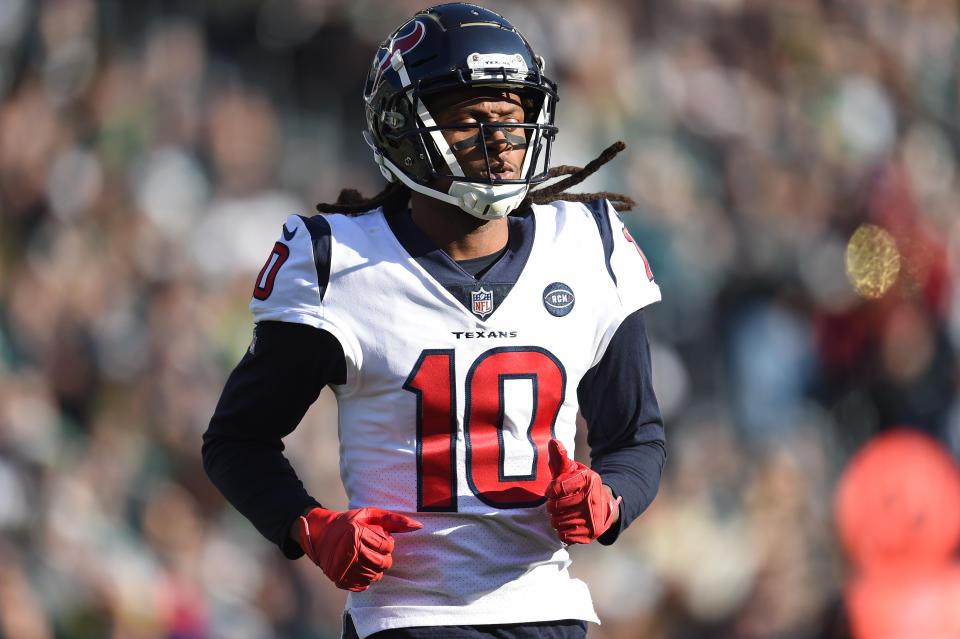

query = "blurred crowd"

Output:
[[0, 0, 958, 637]]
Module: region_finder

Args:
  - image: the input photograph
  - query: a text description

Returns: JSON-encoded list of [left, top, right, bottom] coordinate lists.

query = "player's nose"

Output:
[[483, 125, 512, 149]]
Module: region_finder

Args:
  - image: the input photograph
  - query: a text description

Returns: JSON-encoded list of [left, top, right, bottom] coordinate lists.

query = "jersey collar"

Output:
[[384, 207, 535, 287], [384, 207, 536, 320]]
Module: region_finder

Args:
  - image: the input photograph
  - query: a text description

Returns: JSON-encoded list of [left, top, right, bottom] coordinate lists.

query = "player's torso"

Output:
[[322, 206, 619, 521], [249, 202, 640, 628]]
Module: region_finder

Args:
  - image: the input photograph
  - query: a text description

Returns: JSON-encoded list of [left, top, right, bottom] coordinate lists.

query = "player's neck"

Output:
[[409, 191, 508, 261]]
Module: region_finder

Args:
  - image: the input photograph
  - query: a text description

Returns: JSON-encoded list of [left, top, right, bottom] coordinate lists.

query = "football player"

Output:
[[202, 3, 665, 638]]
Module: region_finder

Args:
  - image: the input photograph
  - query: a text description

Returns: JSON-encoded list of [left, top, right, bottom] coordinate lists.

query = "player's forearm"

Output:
[[593, 438, 664, 543], [203, 321, 346, 557], [577, 308, 666, 543], [203, 432, 320, 557]]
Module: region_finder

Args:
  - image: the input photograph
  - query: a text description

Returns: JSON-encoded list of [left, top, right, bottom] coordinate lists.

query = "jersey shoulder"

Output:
[[247, 213, 328, 328], [535, 198, 661, 312]]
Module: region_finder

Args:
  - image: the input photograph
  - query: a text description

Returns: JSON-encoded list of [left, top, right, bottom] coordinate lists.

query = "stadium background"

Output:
[[0, 0, 958, 637]]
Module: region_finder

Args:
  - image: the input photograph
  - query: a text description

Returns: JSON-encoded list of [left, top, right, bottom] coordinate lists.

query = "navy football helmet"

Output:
[[362, 3, 558, 219]]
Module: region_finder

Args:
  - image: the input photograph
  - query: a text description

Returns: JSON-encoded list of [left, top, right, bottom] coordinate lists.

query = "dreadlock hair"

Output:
[[315, 140, 636, 215]]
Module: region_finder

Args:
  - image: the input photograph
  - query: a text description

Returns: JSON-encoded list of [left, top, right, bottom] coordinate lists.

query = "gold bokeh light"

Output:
[[845, 223, 900, 299]]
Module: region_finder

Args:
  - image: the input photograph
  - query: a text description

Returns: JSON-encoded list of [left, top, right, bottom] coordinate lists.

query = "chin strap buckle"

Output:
[[372, 150, 394, 182], [361, 131, 395, 183]]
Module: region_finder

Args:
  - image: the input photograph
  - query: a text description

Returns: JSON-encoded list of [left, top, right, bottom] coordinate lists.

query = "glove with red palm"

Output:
[[297, 506, 422, 591], [545, 439, 621, 545]]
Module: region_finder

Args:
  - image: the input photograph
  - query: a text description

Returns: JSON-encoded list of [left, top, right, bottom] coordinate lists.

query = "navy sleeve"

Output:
[[202, 320, 346, 559], [577, 308, 666, 545]]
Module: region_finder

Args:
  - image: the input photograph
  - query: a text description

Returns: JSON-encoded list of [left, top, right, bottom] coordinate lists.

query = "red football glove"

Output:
[[545, 439, 622, 545], [297, 506, 422, 591]]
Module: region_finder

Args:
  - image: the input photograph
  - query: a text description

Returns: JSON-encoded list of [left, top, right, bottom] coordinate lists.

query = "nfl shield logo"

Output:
[[471, 287, 494, 318]]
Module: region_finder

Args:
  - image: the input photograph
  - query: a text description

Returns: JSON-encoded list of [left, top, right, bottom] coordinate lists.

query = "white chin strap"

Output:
[[376, 154, 529, 220]]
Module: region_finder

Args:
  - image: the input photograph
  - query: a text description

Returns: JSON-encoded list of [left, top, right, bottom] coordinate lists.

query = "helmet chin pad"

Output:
[[445, 181, 528, 220], [378, 155, 527, 220]]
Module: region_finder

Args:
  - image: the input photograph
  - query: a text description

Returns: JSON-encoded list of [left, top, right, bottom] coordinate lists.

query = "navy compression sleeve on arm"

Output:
[[202, 320, 346, 558], [577, 308, 666, 545]]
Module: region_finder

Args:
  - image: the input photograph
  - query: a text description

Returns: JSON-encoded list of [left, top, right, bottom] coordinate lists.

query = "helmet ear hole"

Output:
[[413, 96, 453, 179], [424, 141, 450, 182]]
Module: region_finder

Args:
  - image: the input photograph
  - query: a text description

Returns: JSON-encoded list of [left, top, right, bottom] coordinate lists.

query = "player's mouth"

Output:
[[483, 164, 517, 181]]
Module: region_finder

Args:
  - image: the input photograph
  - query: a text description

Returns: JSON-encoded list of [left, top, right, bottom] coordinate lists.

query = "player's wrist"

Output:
[[602, 484, 620, 525], [290, 505, 334, 547]]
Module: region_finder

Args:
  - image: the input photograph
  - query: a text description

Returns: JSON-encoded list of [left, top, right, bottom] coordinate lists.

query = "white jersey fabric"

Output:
[[250, 200, 660, 638]]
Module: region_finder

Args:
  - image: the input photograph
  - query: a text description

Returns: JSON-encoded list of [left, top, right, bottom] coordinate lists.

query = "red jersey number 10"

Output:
[[403, 347, 566, 512]]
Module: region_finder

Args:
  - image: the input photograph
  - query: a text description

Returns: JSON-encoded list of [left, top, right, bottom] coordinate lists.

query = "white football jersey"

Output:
[[250, 200, 660, 638]]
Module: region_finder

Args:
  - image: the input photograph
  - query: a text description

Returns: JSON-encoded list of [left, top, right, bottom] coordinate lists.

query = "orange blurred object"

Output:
[[834, 429, 960, 572], [845, 564, 960, 639]]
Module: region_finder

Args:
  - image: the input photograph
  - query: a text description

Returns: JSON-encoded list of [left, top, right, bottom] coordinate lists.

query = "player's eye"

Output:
[[457, 123, 480, 138], [500, 119, 523, 135], [455, 118, 479, 130]]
